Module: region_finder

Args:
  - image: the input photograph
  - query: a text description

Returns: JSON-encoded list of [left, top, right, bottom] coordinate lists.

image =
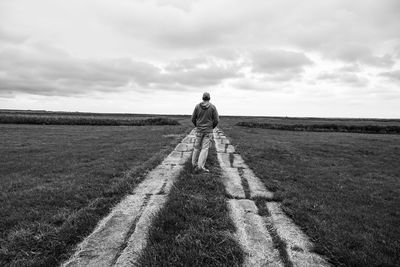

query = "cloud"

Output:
[[250, 50, 312, 73], [0, 0, 399, 117], [0, 42, 243, 96], [0, 27, 27, 44], [0, 43, 162, 96], [248, 49, 313, 83], [337, 64, 361, 73], [156, 0, 194, 12], [163, 65, 241, 87], [230, 79, 279, 91], [317, 72, 369, 87], [326, 44, 395, 67], [379, 70, 400, 83], [97, 0, 400, 62]]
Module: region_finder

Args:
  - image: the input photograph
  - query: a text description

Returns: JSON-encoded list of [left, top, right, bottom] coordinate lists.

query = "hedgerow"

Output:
[[236, 121, 400, 134], [0, 114, 180, 126]]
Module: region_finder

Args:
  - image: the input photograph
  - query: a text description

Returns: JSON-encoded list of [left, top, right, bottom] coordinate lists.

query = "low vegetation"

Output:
[[139, 149, 244, 266], [0, 113, 179, 126], [2, 111, 399, 266], [0, 124, 187, 266], [221, 123, 400, 267], [237, 121, 400, 134]]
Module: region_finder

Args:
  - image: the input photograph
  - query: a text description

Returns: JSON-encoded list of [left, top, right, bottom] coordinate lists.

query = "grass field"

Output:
[[139, 149, 243, 266], [225, 115, 400, 126], [220, 118, 400, 266], [1, 111, 399, 266], [0, 123, 188, 266], [233, 115, 400, 134], [237, 121, 400, 134], [0, 110, 180, 126]]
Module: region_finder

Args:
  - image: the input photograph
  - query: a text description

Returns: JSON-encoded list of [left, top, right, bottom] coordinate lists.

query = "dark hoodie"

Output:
[[191, 101, 219, 133]]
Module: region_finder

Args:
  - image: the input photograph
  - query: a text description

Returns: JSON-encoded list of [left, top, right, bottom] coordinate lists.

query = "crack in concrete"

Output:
[[110, 193, 152, 266], [238, 167, 251, 199], [156, 180, 168, 195]]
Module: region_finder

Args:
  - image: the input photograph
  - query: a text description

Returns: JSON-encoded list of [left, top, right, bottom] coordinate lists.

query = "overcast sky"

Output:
[[1, 0, 399, 117]]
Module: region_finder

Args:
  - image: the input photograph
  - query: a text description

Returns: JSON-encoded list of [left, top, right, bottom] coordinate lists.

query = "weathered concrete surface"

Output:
[[221, 168, 246, 199], [62, 130, 195, 267], [266, 202, 331, 267], [228, 199, 283, 267], [63, 195, 146, 267], [114, 195, 167, 266], [242, 168, 274, 199], [215, 142, 226, 153], [226, 144, 235, 153], [221, 138, 230, 144], [217, 152, 231, 168], [232, 154, 248, 169], [214, 129, 281, 266], [214, 128, 331, 267], [182, 136, 194, 144], [175, 142, 194, 152]]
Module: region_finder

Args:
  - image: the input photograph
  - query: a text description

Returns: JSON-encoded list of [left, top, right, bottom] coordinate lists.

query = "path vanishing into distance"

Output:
[[63, 128, 331, 267]]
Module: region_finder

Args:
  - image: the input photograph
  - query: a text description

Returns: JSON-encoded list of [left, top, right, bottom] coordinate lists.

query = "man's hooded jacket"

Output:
[[191, 101, 219, 133]]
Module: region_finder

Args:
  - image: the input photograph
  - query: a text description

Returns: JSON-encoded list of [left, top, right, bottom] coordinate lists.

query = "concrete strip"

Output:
[[221, 138, 230, 144], [266, 202, 332, 267], [228, 199, 283, 267], [182, 136, 194, 144], [217, 152, 231, 168], [62, 195, 146, 267], [162, 164, 186, 194], [232, 154, 249, 169], [63, 132, 194, 267], [175, 143, 194, 152], [242, 168, 274, 199], [226, 144, 235, 153], [214, 128, 330, 266], [215, 142, 226, 153], [221, 168, 246, 198], [114, 195, 167, 267], [132, 167, 170, 196]]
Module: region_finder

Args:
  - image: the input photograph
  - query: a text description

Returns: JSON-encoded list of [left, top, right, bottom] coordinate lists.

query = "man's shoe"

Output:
[[199, 167, 210, 173], [192, 166, 200, 174]]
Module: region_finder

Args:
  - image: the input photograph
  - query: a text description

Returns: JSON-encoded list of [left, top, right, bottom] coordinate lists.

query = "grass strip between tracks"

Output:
[[138, 148, 244, 266]]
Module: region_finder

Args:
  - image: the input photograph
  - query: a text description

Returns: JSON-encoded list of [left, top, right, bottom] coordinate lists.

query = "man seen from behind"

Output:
[[191, 92, 219, 173]]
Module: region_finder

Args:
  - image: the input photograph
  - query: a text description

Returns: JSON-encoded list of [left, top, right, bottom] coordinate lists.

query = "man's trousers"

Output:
[[192, 131, 213, 169]]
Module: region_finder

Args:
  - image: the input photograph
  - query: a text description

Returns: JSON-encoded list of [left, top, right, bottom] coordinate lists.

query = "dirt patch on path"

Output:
[[62, 130, 196, 267], [214, 128, 331, 267]]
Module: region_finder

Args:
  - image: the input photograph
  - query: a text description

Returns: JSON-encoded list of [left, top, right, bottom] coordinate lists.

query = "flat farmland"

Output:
[[0, 123, 188, 266], [222, 115, 400, 126], [220, 117, 400, 266], [1, 112, 400, 266]]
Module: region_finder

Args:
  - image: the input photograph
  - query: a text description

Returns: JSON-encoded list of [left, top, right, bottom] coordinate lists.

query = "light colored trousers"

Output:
[[192, 131, 213, 168]]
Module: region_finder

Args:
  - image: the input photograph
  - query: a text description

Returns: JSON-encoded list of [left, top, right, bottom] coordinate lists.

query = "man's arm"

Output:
[[212, 105, 219, 128], [191, 105, 198, 126]]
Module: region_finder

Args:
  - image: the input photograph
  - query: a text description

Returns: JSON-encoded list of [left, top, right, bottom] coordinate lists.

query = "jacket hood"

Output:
[[200, 101, 211, 109]]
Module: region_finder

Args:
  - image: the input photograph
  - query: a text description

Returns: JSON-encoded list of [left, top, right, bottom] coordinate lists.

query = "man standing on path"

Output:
[[191, 92, 219, 173]]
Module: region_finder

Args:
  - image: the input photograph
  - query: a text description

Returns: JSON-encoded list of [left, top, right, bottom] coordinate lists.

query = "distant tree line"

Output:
[[0, 114, 180, 126], [236, 121, 400, 134]]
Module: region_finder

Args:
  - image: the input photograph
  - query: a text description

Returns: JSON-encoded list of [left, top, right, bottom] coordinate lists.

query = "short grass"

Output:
[[138, 149, 244, 266], [223, 115, 400, 127], [0, 113, 180, 126], [221, 123, 400, 267], [0, 123, 188, 266], [237, 121, 400, 134]]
